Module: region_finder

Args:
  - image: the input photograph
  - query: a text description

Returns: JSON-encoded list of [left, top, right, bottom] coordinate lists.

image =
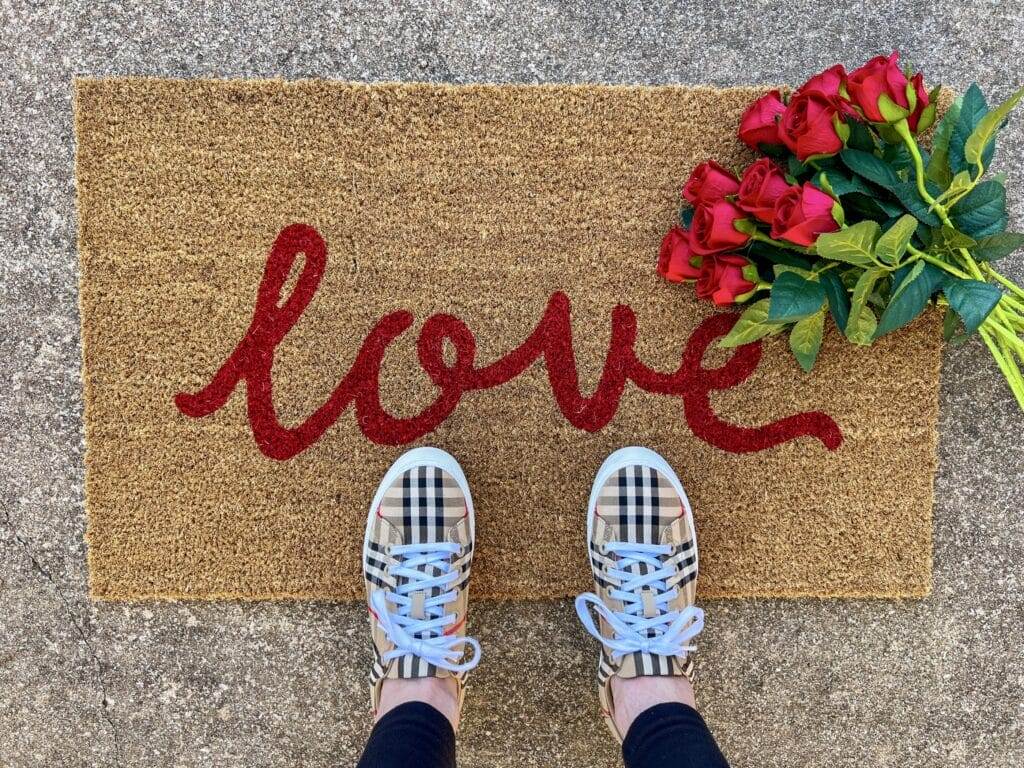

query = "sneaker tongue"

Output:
[[394, 561, 449, 625], [410, 591, 426, 621], [640, 589, 658, 618]]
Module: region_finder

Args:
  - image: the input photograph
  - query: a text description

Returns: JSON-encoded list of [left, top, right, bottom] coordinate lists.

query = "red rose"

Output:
[[738, 90, 787, 151], [907, 72, 934, 132], [846, 51, 916, 124], [795, 64, 847, 100], [682, 161, 740, 204], [689, 199, 750, 255], [737, 158, 794, 224], [657, 226, 702, 282], [779, 92, 846, 161], [770, 182, 840, 247], [696, 253, 759, 307]]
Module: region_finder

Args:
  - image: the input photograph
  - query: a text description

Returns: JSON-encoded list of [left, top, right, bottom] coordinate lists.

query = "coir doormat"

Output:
[[75, 79, 941, 601]]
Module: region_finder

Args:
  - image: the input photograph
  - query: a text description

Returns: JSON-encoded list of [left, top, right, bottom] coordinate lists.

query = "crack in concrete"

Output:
[[1, 509, 122, 767]]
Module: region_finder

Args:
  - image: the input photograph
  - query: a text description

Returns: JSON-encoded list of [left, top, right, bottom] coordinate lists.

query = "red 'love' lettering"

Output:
[[174, 224, 843, 459]]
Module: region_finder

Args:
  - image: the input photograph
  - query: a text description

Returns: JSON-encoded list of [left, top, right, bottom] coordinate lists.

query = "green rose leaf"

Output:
[[815, 169, 873, 198], [845, 304, 878, 345], [971, 231, 1024, 262], [839, 149, 902, 191], [767, 271, 826, 322], [815, 220, 881, 267], [949, 84, 990, 174], [679, 206, 694, 228], [944, 279, 1003, 334], [950, 179, 1008, 238], [942, 305, 960, 341], [892, 260, 926, 295], [873, 262, 948, 339], [846, 193, 907, 223], [927, 95, 962, 188], [846, 119, 876, 152], [882, 142, 914, 174], [787, 155, 805, 179], [874, 214, 919, 265], [930, 226, 977, 254], [934, 170, 975, 207], [719, 299, 779, 348], [845, 267, 885, 344], [963, 85, 1024, 172], [819, 270, 850, 331], [892, 181, 944, 227], [788, 310, 825, 373], [747, 240, 814, 271], [772, 263, 815, 279], [874, 196, 909, 219]]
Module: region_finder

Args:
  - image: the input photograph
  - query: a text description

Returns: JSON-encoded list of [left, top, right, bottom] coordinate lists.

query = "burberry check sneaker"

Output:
[[575, 446, 704, 742], [362, 447, 481, 715]]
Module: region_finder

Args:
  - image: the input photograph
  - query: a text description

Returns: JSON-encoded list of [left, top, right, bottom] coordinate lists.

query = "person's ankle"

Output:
[[610, 674, 696, 737], [377, 676, 461, 731]]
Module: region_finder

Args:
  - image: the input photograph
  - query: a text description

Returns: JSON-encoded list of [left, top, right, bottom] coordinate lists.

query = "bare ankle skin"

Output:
[[610, 675, 696, 736], [377, 676, 461, 731]]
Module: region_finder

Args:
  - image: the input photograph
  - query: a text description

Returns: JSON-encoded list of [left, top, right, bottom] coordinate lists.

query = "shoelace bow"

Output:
[[575, 541, 704, 660], [371, 541, 481, 673]]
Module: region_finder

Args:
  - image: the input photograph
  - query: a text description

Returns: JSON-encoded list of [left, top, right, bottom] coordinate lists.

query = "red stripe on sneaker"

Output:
[[444, 616, 466, 636]]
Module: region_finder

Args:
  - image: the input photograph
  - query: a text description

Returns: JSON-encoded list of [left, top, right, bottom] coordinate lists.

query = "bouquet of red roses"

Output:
[[659, 52, 1024, 410]]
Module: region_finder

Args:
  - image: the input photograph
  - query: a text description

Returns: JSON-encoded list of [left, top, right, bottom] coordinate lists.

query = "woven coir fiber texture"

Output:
[[75, 79, 941, 601]]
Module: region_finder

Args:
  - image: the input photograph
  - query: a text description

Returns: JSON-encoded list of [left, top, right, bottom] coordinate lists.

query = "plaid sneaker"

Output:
[[575, 446, 704, 742], [363, 447, 480, 714]]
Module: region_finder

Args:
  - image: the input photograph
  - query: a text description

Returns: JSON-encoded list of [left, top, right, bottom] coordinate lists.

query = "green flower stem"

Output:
[[996, 290, 1024, 317], [996, 335, 1024, 395], [988, 318, 1024, 352], [746, 228, 813, 254], [999, 299, 1024, 327], [1001, 309, 1024, 332], [894, 119, 940, 208], [979, 327, 1024, 408], [956, 258, 1024, 342], [907, 249, 1024, 326], [987, 320, 1024, 391], [906, 245, 972, 279], [984, 263, 1024, 302], [898, 119, 1024, 407]]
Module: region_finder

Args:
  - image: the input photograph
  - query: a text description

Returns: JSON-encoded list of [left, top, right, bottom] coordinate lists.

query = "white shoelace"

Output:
[[575, 541, 704, 660], [370, 541, 481, 673]]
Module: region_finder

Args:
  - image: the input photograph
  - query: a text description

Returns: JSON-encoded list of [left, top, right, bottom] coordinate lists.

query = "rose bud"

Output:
[[689, 199, 751, 255], [696, 253, 760, 307], [795, 64, 848, 100], [737, 158, 794, 224], [682, 160, 741, 204], [738, 89, 787, 151], [779, 91, 849, 161], [657, 226, 702, 282], [770, 182, 841, 247], [846, 51, 919, 125], [907, 72, 936, 133]]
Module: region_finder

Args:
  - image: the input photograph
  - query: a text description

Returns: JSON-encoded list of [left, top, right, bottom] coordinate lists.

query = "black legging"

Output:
[[355, 701, 730, 767]]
